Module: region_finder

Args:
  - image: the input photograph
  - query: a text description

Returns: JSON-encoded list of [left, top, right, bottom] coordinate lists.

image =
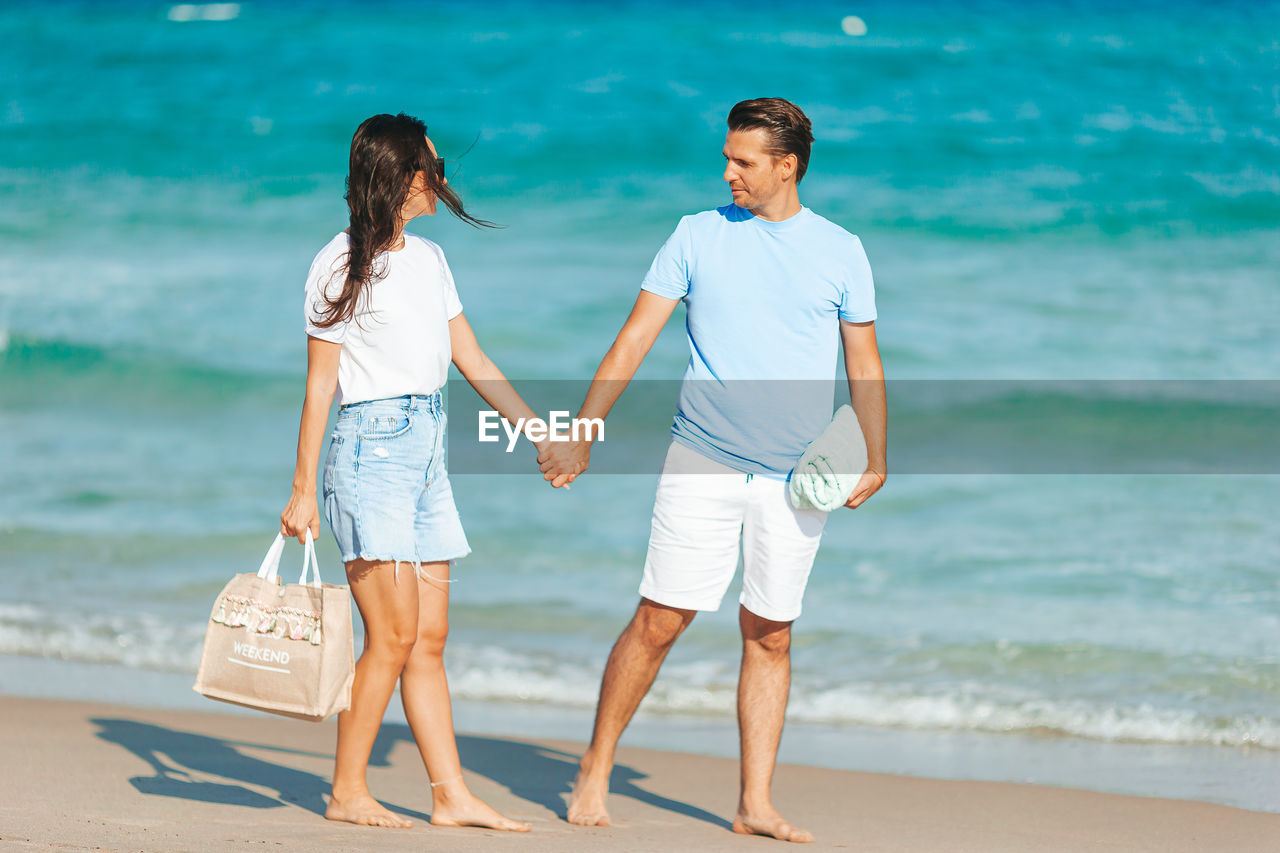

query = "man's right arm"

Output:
[[539, 290, 679, 486]]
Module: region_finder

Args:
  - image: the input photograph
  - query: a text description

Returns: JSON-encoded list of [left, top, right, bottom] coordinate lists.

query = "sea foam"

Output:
[[167, 4, 240, 22], [2, 602, 1275, 750]]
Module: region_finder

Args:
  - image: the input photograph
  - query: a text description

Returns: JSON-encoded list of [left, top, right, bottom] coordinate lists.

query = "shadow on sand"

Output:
[[91, 717, 729, 829]]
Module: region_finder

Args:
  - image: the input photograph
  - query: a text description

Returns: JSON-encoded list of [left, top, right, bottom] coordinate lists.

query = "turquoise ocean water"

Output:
[[2, 0, 1279, 805]]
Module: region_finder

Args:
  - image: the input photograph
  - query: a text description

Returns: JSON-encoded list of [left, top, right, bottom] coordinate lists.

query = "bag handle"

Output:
[[300, 528, 323, 588], [256, 530, 324, 589], [256, 534, 287, 581]]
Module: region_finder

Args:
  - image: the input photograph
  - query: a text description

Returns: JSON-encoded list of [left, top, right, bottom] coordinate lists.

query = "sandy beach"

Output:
[[0, 695, 1275, 852], [5, 3, 1279, 851]]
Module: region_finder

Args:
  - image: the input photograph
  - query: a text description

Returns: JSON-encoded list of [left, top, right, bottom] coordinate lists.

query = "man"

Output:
[[541, 97, 887, 843]]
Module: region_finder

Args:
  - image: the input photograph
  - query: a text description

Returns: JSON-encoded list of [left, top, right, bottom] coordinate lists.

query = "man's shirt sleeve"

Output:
[[640, 216, 693, 300], [838, 235, 877, 323]]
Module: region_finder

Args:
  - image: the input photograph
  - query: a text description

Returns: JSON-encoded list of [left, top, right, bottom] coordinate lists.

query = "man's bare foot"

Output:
[[733, 808, 813, 843], [430, 785, 530, 832], [325, 793, 413, 828], [566, 761, 611, 827]]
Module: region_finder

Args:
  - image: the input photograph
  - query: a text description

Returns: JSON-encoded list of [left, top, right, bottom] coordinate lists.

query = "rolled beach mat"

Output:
[[788, 405, 868, 511]]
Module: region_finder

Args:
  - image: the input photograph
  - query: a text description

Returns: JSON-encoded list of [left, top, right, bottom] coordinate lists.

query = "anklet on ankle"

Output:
[[430, 775, 464, 788]]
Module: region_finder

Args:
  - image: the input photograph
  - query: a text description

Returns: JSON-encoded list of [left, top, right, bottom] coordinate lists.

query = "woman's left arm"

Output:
[[449, 312, 567, 479]]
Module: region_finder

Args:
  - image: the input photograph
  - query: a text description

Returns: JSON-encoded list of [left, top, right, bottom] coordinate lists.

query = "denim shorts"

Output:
[[322, 393, 470, 566]]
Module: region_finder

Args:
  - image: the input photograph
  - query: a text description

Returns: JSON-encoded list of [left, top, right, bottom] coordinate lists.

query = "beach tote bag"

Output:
[[193, 530, 354, 721]]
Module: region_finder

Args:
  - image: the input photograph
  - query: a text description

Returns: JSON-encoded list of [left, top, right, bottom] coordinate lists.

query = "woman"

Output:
[[280, 113, 546, 831]]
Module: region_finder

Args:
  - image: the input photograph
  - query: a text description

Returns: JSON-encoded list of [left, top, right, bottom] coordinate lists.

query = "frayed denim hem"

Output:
[[338, 550, 470, 584]]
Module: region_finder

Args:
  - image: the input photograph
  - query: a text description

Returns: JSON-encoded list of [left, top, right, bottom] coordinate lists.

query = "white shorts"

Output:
[[639, 441, 829, 622]]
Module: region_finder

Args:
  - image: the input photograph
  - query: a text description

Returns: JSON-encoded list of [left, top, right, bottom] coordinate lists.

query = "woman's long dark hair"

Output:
[[314, 112, 494, 329]]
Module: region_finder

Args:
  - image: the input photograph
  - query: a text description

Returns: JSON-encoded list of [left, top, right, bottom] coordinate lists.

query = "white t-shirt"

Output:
[[303, 231, 462, 406]]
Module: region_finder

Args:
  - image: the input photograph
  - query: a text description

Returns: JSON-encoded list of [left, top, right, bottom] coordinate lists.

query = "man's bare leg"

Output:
[[567, 598, 695, 826], [732, 605, 812, 843]]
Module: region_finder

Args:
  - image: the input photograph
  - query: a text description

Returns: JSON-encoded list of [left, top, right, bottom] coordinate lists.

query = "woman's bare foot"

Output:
[[566, 761, 611, 826], [325, 792, 413, 828], [430, 783, 530, 832], [733, 807, 813, 843]]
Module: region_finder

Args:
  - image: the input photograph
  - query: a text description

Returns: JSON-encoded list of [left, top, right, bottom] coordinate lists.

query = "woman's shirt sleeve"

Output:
[[303, 242, 350, 343], [431, 243, 464, 320]]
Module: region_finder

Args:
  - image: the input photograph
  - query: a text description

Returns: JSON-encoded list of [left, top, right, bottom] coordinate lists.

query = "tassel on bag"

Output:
[[206, 593, 324, 643]]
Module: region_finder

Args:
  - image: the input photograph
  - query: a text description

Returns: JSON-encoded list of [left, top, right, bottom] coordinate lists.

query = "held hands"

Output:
[[844, 468, 886, 510], [280, 490, 321, 543], [538, 438, 590, 489]]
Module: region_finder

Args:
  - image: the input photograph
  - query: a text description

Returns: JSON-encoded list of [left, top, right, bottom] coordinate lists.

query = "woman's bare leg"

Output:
[[398, 561, 530, 832], [326, 559, 419, 828]]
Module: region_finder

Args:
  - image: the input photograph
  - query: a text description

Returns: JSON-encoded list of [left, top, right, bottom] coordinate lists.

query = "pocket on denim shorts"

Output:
[[322, 433, 343, 498], [360, 411, 412, 440]]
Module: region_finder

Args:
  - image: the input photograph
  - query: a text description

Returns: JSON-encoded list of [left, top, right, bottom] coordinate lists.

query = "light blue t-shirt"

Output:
[[641, 204, 876, 479]]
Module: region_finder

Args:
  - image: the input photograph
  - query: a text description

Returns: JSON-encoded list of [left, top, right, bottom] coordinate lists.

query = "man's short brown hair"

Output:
[[727, 98, 815, 183]]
